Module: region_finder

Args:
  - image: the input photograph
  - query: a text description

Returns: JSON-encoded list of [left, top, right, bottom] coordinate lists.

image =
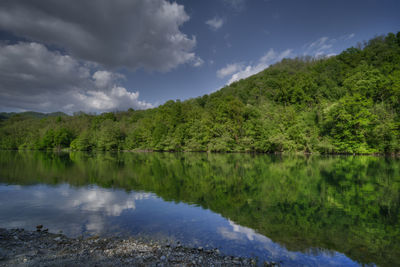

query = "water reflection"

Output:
[[0, 184, 150, 235], [0, 184, 360, 267], [0, 151, 399, 266]]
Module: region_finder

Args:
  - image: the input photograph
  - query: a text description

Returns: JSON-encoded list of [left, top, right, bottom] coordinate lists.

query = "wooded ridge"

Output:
[[1, 32, 399, 154]]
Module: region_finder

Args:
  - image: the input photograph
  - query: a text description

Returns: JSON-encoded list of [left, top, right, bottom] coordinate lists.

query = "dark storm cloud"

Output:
[[0, 42, 90, 94], [0, 42, 152, 113], [0, 0, 198, 71]]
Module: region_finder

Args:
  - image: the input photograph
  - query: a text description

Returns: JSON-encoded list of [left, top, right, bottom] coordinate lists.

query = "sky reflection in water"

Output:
[[0, 184, 358, 266], [0, 151, 398, 266]]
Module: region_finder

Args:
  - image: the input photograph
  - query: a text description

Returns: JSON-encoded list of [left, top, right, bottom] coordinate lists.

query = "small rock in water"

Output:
[[198, 246, 203, 251], [54, 237, 61, 241]]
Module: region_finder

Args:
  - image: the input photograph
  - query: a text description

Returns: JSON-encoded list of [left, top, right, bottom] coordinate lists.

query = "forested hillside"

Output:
[[1, 32, 399, 154]]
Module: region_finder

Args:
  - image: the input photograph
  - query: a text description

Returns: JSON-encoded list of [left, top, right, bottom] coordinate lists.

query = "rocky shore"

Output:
[[0, 228, 279, 266]]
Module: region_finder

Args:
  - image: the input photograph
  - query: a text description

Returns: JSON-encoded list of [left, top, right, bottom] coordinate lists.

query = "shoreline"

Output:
[[0, 228, 272, 267], [1, 148, 400, 157]]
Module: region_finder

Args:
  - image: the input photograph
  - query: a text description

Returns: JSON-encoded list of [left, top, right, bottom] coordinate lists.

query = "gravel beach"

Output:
[[0, 228, 278, 266]]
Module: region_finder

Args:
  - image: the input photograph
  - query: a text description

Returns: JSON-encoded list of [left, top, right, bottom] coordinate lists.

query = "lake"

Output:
[[0, 151, 399, 266]]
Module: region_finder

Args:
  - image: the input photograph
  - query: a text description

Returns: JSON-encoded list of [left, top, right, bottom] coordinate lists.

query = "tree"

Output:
[[323, 94, 375, 153]]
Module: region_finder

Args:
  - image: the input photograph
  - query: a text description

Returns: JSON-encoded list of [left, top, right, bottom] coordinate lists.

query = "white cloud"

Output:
[[228, 220, 259, 241], [303, 36, 338, 58], [1, 184, 155, 236], [302, 34, 356, 58], [218, 48, 293, 84], [325, 53, 337, 58], [222, 0, 246, 11], [217, 63, 243, 78], [0, 0, 197, 71], [260, 49, 277, 63], [227, 64, 266, 84], [205, 17, 224, 30], [73, 86, 153, 111], [341, 33, 355, 40], [347, 33, 355, 40], [72, 189, 151, 217], [191, 56, 205, 67], [93, 71, 124, 89], [0, 42, 153, 113], [309, 37, 329, 49], [67, 189, 151, 233], [218, 220, 274, 246]]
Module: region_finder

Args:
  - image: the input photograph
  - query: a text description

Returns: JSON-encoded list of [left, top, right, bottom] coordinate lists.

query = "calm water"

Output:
[[0, 151, 399, 266]]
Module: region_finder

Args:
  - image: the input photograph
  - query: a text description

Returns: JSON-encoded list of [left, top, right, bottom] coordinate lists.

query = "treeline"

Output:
[[1, 32, 400, 154]]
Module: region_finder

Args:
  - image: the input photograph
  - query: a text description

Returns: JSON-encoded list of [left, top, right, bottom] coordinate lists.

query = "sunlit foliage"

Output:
[[0, 32, 399, 154]]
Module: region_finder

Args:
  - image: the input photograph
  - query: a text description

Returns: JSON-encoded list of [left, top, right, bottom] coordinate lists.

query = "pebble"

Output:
[[0, 228, 257, 266]]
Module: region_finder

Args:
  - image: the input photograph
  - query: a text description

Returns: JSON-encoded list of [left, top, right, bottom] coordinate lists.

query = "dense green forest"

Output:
[[1, 32, 400, 154]]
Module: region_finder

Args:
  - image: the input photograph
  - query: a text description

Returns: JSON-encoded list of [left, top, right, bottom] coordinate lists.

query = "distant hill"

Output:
[[1, 32, 399, 154], [0, 113, 14, 120], [0, 111, 68, 121]]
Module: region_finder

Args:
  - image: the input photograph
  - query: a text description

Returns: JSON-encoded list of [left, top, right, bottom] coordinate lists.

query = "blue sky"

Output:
[[0, 0, 399, 113]]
